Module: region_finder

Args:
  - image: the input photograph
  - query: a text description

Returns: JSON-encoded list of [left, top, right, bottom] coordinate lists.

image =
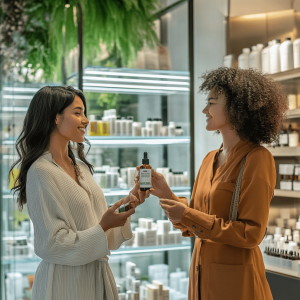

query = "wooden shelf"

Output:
[[274, 189, 300, 198], [265, 146, 300, 157], [287, 109, 300, 119], [268, 68, 300, 81]]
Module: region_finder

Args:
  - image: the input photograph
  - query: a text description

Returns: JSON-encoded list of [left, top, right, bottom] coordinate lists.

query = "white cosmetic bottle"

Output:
[[238, 48, 250, 69], [270, 39, 281, 74], [168, 121, 175, 136], [280, 37, 293, 72], [249, 45, 262, 71], [249, 46, 257, 70], [294, 38, 300, 68], [255, 43, 264, 71], [261, 42, 272, 73], [109, 109, 116, 136]]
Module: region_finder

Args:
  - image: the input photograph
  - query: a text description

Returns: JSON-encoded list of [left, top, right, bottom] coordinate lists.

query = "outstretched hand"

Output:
[[159, 199, 187, 223]]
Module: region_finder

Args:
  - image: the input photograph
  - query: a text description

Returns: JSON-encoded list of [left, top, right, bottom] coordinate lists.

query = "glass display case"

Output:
[[0, 2, 193, 300]]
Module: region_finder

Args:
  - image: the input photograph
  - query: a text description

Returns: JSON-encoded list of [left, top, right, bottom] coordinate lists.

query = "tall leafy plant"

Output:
[[0, 0, 160, 82]]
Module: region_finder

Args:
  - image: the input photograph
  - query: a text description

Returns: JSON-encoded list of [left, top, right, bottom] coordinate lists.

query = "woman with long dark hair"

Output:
[[9, 86, 148, 300]]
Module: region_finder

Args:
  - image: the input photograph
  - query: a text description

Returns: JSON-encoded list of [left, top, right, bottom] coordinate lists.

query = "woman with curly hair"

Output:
[[147, 67, 288, 300]]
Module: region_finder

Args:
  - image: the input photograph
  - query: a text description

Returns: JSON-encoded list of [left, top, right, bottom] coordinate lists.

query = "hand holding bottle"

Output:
[[99, 199, 135, 232], [135, 167, 173, 199]]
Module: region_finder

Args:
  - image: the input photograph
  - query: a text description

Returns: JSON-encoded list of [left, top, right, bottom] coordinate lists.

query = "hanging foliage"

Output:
[[0, 0, 160, 82]]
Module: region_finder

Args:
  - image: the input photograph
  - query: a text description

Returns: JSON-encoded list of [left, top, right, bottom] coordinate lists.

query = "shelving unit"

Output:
[[268, 68, 300, 82], [0, 2, 194, 299], [265, 146, 300, 157], [68, 67, 190, 95], [286, 109, 300, 119], [273, 189, 300, 198], [2, 243, 192, 266]]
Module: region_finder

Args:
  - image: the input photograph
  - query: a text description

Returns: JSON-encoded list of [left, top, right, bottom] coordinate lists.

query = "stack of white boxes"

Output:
[[124, 219, 182, 247]]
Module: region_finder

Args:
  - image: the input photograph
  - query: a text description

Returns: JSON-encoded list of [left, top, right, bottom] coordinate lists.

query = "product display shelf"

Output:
[[264, 264, 300, 279], [2, 136, 191, 146], [2, 243, 191, 266], [268, 67, 300, 82], [87, 136, 190, 146], [273, 189, 300, 198], [2, 186, 191, 198], [265, 146, 300, 157], [67, 66, 190, 95], [286, 109, 300, 119]]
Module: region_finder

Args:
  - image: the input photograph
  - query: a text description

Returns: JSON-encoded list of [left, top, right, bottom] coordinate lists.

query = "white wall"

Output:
[[193, 0, 227, 174]]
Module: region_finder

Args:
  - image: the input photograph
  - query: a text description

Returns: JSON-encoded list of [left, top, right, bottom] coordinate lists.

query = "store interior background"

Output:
[[2, 0, 300, 299]]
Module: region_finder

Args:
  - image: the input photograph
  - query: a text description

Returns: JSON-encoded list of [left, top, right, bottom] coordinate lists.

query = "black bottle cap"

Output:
[[96, 114, 102, 120], [117, 115, 121, 119], [169, 168, 172, 172], [264, 42, 268, 47], [127, 116, 134, 120], [147, 118, 153, 121], [176, 126, 182, 129], [276, 39, 281, 43], [285, 37, 291, 41], [153, 118, 160, 121], [142, 152, 149, 164]]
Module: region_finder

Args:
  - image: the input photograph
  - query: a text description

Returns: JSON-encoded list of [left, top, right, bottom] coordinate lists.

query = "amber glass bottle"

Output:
[[140, 152, 152, 191]]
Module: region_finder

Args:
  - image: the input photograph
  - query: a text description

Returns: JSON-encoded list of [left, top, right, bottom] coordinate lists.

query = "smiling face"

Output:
[[202, 89, 230, 132], [55, 95, 89, 143]]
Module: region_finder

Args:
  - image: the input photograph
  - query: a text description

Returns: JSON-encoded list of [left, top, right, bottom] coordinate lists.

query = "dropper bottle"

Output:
[[140, 152, 152, 191]]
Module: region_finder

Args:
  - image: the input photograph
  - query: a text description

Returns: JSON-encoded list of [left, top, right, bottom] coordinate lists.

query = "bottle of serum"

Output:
[[140, 152, 152, 191]]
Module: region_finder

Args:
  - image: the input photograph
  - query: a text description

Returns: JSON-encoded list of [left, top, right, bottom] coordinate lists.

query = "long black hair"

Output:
[[9, 86, 94, 211]]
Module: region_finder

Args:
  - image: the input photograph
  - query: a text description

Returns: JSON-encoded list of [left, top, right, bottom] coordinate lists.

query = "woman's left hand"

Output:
[[160, 199, 187, 223]]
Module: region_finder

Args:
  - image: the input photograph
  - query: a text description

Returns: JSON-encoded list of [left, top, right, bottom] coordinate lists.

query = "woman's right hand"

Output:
[[136, 166, 173, 199], [99, 199, 135, 232]]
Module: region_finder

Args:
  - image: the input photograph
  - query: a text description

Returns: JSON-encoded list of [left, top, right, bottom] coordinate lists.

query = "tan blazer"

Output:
[[174, 140, 275, 300]]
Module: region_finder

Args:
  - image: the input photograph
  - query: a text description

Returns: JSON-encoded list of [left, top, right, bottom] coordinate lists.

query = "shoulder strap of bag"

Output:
[[229, 156, 247, 222]]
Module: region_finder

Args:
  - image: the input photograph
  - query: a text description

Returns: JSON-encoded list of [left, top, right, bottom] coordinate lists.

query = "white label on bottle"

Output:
[[279, 134, 288, 145], [293, 181, 300, 191], [280, 181, 292, 190], [289, 133, 299, 147], [140, 169, 152, 188]]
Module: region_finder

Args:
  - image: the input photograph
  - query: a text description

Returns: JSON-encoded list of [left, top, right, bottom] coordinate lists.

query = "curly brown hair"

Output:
[[199, 67, 289, 145]]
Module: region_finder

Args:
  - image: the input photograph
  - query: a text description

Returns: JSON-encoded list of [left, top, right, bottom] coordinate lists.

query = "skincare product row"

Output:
[[118, 262, 188, 300], [142, 119, 184, 137], [2, 218, 36, 259], [2, 236, 34, 258], [276, 123, 299, 148], [93, 166, 189, 189], [88, 111, 184, 137], [261, 226, 300, 251], [237, 38, 300, 73], [5, 272, 34, 300], [264, 247, 300, 260], [123, 219, 182, 247], [260, 210, 300, 253], [279, 164, 300, 191]]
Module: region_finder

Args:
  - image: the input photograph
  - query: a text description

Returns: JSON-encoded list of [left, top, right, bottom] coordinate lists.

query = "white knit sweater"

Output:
[[26, 151, 132, 300]]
